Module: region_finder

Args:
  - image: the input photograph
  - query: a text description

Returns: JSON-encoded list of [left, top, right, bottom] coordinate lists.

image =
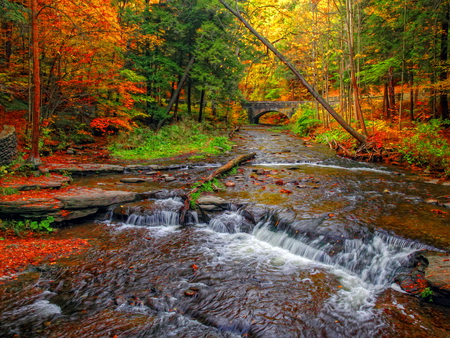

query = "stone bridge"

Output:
[[242, 101, 309, 124]]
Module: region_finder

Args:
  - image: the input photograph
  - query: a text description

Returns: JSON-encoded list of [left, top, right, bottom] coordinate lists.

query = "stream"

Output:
[[1, 125, 450, 337]]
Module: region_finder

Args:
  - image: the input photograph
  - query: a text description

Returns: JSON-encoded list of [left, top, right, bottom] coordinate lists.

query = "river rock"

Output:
[[0, 174, 71, 191], [422, 251, 450, 306], [0, 197, 64, 214], [165, 176, 176, 182], [0, 188, 136, 220], [43, 163, 125, 174], [197, 196, 227, 211], [56, 188, 136, 209], [120, 178, 146, 183]]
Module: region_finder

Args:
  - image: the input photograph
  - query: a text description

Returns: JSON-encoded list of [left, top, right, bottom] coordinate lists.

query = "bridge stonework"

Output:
[[242, 101, 307, 124]]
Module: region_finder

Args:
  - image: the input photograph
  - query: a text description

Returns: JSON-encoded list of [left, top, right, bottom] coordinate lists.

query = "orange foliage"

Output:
[[90, 117, 134, 134]]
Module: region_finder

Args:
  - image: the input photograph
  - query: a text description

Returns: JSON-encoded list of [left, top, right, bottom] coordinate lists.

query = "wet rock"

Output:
[[425, 198, 439, 205], [165, 176, 176, 182], [184, 289, 197, 297], [0, 197, 64, 214], [396, 251, 450, 307], [197, 196, 227, 211], [145, 171, 158, 175], [0, 174, 71, 191], [43, 163, 125, 174], [54, 208, 99, 222], [57, 188, 136, 209], [120, 178, 146, 183], [422, 251, 450, 306], [224, 181, 235, 187]]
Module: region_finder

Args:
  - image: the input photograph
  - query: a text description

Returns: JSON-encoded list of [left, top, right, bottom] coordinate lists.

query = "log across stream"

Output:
[[0, 125, 449, 337]]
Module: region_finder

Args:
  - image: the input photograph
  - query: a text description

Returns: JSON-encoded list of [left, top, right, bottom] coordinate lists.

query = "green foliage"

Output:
[[0, 187, 19, 196], [420, 287, 433, 302], [110, 119, 233, 160], [0, 216, 55, 236], [315, 127, 356, 147], [398, 119, 450, 176], [290, 106, 322, 137]]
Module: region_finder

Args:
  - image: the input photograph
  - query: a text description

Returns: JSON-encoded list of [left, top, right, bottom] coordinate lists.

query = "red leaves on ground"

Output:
[[0, 186, 73, 202], [0, 235, 90, 280], [279, 189, 292, 194], [275, 180, 285, 186]]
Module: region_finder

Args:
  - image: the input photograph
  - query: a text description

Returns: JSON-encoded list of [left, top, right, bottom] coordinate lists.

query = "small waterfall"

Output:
[[125, 211, 181, 226], [251, 212, 434, 287]]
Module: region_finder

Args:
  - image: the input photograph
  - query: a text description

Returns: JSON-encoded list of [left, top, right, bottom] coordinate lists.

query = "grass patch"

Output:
[[110, 120, 233, 160]]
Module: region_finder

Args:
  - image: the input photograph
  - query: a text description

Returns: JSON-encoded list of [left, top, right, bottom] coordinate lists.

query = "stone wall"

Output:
[[0, 125, 18, 166]]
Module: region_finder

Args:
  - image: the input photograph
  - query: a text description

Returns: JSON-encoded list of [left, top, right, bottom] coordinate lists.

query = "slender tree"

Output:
[[219, 0, 366, 144]]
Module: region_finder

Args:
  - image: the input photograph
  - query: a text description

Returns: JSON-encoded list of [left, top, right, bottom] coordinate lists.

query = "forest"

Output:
[[1, 0, 450, 175]]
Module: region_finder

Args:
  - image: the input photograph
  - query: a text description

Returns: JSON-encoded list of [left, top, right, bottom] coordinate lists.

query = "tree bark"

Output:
[[198, 89, 205, 123], [345, 0, 367, 135], [28, 0, 42, 165], [440, 4, 449, 120], [157, 56, 195, 129], [219, 0, 366, 144]]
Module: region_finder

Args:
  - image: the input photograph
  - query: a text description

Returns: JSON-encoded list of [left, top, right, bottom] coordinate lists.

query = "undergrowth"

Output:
[[289, 105, 322, 137], [0, 216, 55, 238], [110, 120, 233, 160], [398, 119, 450, 177]]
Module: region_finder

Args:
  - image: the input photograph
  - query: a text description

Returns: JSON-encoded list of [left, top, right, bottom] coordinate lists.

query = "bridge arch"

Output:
[[242, 101, 307, 124], [253, 110, 290, 124]]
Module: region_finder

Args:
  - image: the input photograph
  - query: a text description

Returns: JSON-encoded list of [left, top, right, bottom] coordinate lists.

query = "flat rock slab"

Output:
[[56, 188, 137, 209], [0, 174, 71, 191], [42, 163, 125, 174], [120, 178, 147, 183], [423, 252, 450, 293], [0, 187, 136, 221]]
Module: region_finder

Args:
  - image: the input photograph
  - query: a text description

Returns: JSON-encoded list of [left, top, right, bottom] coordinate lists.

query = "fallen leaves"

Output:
[[0, 234, 90, 280]]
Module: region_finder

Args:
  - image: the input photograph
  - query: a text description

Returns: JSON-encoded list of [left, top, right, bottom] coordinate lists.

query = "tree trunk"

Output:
[[198, 89, 205, 123], [157, 56, 195, 129], [410, 71, 414, 121], [219, 0, 366, 144], [440, 3, 449, 120], [383, 81, 390, 120], [388, 67, 395, 118], [29, 0, 42, 165], [345, 0, 367, 135]]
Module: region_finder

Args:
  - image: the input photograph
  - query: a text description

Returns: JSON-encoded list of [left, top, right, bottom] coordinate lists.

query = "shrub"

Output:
[[398, 119, 450, 176], [290, 105, 322, 137]]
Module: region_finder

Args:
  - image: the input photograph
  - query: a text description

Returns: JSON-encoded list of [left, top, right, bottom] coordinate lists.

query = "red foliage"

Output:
[[0, 234, 90, 280]]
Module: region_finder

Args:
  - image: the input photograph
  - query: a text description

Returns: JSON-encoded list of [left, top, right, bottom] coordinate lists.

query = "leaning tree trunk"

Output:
[[219, 0, 366, 144]]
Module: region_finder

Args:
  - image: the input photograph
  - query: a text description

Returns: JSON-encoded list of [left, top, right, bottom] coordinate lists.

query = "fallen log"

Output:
[[180, 152, 256, 225]]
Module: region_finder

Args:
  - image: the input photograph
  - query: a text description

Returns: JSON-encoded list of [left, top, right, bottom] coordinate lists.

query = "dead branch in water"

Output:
[[180, 152, 256, 225]]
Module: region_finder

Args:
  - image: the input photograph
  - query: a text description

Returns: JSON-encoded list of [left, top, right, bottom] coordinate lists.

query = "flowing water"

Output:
[[1, 125, 450, 337]]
